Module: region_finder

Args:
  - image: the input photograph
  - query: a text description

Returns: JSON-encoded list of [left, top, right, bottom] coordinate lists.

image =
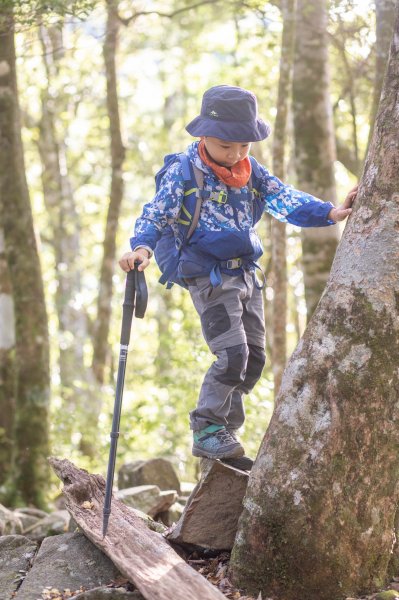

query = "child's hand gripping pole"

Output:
[[102, 265, 148, 537]]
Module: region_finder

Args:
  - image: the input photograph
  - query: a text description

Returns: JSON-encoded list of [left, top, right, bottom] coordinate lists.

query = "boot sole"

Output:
[[192, 445, 245, 459]]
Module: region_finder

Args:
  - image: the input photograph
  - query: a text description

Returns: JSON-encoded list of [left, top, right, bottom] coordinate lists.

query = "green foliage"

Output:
[[1, 0, 96, 24], [7, 0, 376, 501]]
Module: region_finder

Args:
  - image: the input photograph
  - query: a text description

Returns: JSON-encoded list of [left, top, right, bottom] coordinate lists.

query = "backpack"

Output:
[[154, 152, 264, 289]]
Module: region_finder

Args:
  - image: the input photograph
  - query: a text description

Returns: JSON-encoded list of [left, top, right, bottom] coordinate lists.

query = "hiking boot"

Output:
[[192, 424, 245, 459], [227, 428, 239, 441]]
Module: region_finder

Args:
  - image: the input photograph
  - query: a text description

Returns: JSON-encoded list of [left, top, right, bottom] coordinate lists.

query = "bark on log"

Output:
[[49, 458, 226, 600]]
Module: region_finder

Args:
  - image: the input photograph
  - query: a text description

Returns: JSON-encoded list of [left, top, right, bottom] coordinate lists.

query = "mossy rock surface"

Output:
[[375, 590, 399, 600]]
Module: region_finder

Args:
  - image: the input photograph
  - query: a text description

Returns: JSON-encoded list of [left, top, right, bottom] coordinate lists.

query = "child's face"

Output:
[[204, 136, 251, 167]]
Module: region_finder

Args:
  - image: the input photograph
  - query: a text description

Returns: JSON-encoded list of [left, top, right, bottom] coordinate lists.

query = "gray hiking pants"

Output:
[[187, 271, 266, 432]]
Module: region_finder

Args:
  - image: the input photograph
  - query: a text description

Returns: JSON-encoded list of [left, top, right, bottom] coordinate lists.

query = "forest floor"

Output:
[[186, 551, 399, 600], [187, 551, 261, 600], [30, 548, 399, 599]]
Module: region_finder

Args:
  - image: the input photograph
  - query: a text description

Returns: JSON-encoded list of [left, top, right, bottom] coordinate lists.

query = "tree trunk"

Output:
[[230, 7, 399, 598], [92, 0, 125, 385], [0, 228, 15, 487], [292, 0, 339, 319], [38, 25, 98, 457], [271, 0, 296, 399], [0, 12, 50, 508], [335, 134, 361, 177], [366, 0, 396, 151]]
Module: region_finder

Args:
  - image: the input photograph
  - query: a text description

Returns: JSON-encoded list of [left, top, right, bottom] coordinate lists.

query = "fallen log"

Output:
[[49, 457, 226, 600]]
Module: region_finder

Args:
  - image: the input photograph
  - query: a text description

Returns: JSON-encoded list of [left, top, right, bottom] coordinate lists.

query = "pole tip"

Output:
[[102, 514, 109, 538]]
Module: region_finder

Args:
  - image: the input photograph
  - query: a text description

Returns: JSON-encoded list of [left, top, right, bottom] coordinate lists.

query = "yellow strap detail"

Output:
[[184, 187, 197, 196], [177, 218, 190, 225], [181, 204, 191, 219]]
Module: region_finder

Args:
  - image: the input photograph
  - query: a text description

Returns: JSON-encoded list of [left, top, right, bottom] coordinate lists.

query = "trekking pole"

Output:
[[102, 264, 148, 537]]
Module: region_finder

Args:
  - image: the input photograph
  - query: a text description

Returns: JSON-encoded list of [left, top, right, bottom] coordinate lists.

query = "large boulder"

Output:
[[0, 535, 37, 599], [166, 459, 249, 550], [15, 532, 121, 599], [116, 485, 177, 518], [118, 458, 181, 494]]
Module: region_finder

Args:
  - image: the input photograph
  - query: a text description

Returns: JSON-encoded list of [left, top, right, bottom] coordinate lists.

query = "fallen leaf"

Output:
[[81, 501, 94, 510]]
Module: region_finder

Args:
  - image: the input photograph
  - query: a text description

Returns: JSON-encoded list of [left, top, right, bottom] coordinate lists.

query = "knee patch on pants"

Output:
[[214, 343, 249, 387], [239, 344, 266, 393]]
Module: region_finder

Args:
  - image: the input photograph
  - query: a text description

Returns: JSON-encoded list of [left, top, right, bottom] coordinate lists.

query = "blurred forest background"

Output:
[[0, 0, 391, 508]]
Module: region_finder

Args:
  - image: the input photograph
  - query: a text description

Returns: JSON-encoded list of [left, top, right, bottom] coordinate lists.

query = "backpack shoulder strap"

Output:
[[177, 153, 204, 241], [248, 155, 265, 225], [178, 152, 192, 181], [248, 155, 263, 191]]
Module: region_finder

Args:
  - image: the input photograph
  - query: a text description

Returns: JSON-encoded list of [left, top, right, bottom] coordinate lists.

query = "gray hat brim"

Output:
[[185, 116, 271, 142]]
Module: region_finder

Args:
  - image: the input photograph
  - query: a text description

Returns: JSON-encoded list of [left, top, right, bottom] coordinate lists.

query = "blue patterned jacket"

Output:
[[130, 142, 335, 279]]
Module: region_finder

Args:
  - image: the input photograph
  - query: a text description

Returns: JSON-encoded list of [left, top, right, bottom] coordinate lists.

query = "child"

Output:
[[119, 85, 357, 460]]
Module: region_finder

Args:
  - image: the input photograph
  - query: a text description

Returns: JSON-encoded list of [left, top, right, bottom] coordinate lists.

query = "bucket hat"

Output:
[[186, 85, 271, 142]]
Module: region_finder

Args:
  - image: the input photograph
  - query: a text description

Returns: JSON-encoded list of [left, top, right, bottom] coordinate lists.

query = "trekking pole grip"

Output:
[[120, 268, 136, 346]]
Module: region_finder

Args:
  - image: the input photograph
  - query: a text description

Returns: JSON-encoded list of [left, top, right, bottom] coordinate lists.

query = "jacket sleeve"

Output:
[[129, 161, 185, 251], [257, 164, 336, 227]]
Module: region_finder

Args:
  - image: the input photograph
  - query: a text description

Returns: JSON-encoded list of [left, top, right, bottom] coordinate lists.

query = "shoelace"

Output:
[[199, 428, 234, 443], [214, 428, 235, 443]]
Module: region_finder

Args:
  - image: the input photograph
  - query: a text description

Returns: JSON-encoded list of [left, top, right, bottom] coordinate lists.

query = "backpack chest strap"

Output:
[[199, 189, 255, 204]]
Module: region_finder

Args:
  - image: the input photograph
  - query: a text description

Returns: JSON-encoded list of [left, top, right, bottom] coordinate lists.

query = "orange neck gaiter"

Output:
[[198, 139, 251, 188]]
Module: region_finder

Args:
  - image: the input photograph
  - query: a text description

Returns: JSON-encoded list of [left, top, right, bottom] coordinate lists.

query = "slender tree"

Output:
[[0, 9, 50, 507], [92, 0, 125, 386], [271, 0, 296, 399], [292, 0, 339, 318], [230, 6, 399, 598], [0, 229, 15, 487], [38, 24, 98, 456], [367, 0, 396, 150]]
